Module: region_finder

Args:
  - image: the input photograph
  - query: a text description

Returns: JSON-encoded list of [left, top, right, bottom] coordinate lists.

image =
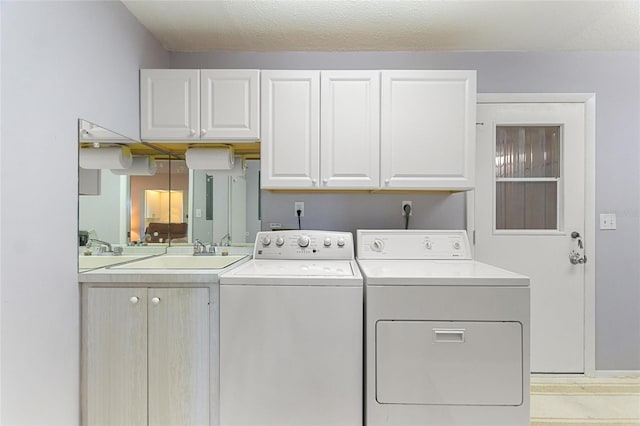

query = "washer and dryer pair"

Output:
[[219, 229, 530, 426]]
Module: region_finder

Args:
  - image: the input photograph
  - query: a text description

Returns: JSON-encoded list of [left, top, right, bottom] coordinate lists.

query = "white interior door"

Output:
[[473, 102, 587, 373]]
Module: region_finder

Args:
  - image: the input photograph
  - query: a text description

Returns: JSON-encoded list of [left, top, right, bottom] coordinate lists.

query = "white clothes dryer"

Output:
[[219, 230, 363, 426], [357, 230, 530, 426]]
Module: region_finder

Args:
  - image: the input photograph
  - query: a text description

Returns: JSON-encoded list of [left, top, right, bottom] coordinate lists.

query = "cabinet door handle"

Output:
[[129, 296, 139, 305], [384, 179, 390, 185], [322, 179, 328, 185], [189, 128, 196, 136], [151, 297, 161, 305], [201, 129, 207, 137]]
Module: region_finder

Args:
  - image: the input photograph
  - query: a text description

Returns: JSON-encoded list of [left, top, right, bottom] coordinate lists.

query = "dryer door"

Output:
[[376, 320, 523, 406]]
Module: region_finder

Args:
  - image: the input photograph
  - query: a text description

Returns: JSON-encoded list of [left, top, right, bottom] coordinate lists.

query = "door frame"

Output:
[[466, 93, 596, 375]]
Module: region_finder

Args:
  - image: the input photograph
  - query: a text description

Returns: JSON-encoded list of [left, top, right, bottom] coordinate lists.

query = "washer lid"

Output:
[[219, 259, 363, 284], [356, 259, 529, 286]]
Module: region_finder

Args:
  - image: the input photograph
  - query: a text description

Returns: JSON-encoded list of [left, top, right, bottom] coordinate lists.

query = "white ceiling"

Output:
[[121, 0, 640, 52]]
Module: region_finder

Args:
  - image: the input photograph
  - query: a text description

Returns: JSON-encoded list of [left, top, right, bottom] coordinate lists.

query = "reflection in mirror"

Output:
[[129, 160, 189, 243], [78, 119, 261, 270], [189, 159, 261, 245]]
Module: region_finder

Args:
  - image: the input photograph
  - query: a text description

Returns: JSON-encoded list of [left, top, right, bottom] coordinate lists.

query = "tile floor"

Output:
[[530, 374, 640, 425]]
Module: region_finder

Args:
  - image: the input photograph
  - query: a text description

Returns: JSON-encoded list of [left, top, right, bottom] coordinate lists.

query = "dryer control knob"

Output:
[[275, 237, 285, 247], [261, 236, 272, 246], [337, 237, 346, 247], [323, 237, 332, 247], [453, 242, 461, 250], [425, 241, 433, 250], [371, 239, 384, 252], [297, 235, 310, 248]]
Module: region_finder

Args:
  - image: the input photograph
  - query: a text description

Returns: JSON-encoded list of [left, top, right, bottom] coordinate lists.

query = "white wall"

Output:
[[0, 2, 169, 424], [171, 51, 640, 370]]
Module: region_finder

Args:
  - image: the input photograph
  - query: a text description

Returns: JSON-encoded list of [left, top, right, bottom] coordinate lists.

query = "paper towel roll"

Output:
[[185, 147, 235, 170], [111, 156, 157, 176], [79, 146, 133, 170], [206, 157, 245, 178]]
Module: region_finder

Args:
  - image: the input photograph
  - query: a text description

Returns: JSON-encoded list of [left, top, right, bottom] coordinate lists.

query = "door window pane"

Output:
[[496, 182, 557, 230], [496, 127, 560, 178], [495, 126, 560, 231]]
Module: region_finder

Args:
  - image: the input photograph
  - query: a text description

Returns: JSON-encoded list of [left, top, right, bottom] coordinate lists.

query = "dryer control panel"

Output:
[[254, 230, 354, 260], [357, 230, 472, 260]]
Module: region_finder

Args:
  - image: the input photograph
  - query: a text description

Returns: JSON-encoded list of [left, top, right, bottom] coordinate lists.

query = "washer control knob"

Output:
[[453, 241, 461, 250], [337, 237, 346, 247], [371, 239, 384, 252], [261, 236, 271, 246], [297, 235, 310, 248], [425, 241, 433, 250], [323, 237, 332, 247], [275, 237, 285, 247]]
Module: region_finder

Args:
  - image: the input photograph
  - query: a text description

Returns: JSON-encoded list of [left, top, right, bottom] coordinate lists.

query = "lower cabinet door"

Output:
[[85, 287, 148, 426], [148, 287, 210, 425]]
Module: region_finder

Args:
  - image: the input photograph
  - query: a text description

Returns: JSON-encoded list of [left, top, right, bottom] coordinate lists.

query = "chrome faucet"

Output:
[[219, 233, 231, 247], [194, 239, 216, 255], [87, 239, 122, 255]]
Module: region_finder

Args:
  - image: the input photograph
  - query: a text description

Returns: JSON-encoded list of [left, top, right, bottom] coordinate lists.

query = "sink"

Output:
[[110, 254, 247, 270], [79, 255, 151, 270]]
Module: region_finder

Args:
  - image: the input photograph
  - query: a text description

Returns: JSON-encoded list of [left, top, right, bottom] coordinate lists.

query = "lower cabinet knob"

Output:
[[151, 297, 161, 305], [129, 296, 139, 304]]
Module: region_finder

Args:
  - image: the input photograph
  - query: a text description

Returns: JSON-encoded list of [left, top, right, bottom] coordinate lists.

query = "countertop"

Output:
[[79, 245, 253, 284]]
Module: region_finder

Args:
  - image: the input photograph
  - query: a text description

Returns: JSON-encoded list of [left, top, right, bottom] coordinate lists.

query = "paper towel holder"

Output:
[[185, 146, 235, 170]]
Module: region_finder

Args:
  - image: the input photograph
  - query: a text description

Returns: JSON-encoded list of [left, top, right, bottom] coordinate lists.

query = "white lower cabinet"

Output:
[[82, 286, 212, 426]]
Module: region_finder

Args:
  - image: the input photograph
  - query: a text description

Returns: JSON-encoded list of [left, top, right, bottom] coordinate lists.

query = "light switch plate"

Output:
[[600, 213, 617, 230]]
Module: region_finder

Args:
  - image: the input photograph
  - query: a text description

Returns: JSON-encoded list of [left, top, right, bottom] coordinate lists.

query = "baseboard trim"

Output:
[[594, 370, 640, 378]]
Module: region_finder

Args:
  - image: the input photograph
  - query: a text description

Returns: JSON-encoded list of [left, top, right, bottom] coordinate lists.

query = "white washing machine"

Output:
[[357, 230, 530, 426], [219, 230, 363, 426]]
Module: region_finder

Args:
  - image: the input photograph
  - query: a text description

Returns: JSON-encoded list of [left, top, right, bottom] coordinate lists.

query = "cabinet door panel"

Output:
[[84, 287, 147, 426], [381, 71, 476, 190], [140, 69, 200, 140], [148, 287, 210, 426], [261, 71, 320, 188], [321, 71, 380, 189], [201, 69, 260, 140]]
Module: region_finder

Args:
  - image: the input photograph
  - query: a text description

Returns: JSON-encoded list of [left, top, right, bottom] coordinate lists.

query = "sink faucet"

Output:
[[87, 239, 121, 255], [219, 233, 231, 247], [194, 239, 216, 255]]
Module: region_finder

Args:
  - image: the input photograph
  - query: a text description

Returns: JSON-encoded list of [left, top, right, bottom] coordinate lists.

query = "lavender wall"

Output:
[[0, 2, 169, 424], [172, 51, 640, 370]]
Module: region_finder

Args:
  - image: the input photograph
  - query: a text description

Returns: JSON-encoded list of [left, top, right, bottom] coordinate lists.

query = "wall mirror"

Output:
[[78, 119, 261, 269]]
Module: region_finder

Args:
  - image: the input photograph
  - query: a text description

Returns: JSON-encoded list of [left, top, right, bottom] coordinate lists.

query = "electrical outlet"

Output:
[[402, 201, 412, 216], [294, 201, 305, 217]]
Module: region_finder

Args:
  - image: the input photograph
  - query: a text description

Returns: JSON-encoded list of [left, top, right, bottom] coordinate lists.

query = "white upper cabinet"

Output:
[[140, 69, 200, 140], [261, 69, 475, 191], [200, 69, 260, 140], [321, 71, 380, 189], [380, 70, 476, 190], [261, 70, 320, 189], [140, 69, 259, 141], [261, 70, 380, 190]]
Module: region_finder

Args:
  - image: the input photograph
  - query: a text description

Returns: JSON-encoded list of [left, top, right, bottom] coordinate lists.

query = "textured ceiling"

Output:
[[121, 0, 640, 52]]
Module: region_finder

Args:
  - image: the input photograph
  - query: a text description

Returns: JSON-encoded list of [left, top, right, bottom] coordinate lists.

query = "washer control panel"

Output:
[[357, 230, 472, 260], [254, 230, 353, 260]]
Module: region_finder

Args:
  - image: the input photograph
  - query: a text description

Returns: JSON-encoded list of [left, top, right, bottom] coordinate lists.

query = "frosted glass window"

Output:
[[495, 126, 560, 231]]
